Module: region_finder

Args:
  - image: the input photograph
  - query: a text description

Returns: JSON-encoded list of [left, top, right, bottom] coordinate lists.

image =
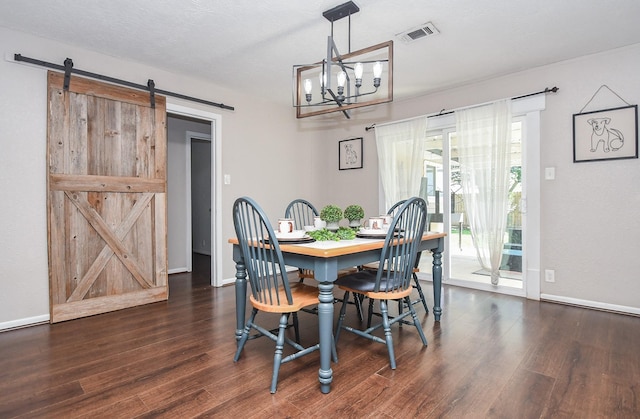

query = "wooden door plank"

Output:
[[153, 194, 168, 288], [121, 102, 138, 177], [152, 103, 167, 179], [49, 174, 165, 192], [152, 103, 167, 287], [68, 92, 88, 174], [52, 288, 168, 323], [49, 71, 155, 108], [48, 86, 69, 305], [136, 106, 152, 177]]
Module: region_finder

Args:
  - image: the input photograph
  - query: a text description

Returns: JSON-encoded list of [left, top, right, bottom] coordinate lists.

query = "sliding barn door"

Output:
[[47, 71, 168, 323]]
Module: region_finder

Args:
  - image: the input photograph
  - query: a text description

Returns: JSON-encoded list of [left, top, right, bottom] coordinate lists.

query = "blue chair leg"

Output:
[[353, 293, 364, 322], [234, 308, 257, 362], [407, 296, 428, 346], [292, 312, 300, 343], [335, 291, 350, 344], [270, 313, 288, 393], [366, 298, 375, 328], [413, 273, 429, 313], [380, 300, 396, 369]]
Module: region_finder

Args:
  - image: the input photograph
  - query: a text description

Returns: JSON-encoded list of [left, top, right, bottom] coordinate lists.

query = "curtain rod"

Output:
[[13, 54, 235, 111], [365, 86, 558, 131]]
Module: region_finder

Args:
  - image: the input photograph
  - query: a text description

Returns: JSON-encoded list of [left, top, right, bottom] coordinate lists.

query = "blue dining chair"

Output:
[[285, 199, 319, 283], [334, 197, 428, 369], [361, 199, 429, 327], [233, 196, 325, 393], [285, 198, 318, 231]]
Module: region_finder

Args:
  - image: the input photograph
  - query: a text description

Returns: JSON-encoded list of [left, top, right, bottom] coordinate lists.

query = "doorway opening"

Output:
[[166, 103, 222, 287], [190, 134, 212, 271]]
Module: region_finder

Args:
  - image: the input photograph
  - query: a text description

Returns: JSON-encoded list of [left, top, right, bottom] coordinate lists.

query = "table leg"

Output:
[[317, 281, 334, 394], [234, 260, 247, 343], [432, 248, 443, 321]]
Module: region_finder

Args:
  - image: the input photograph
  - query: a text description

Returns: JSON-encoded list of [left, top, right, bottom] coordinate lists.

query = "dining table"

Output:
[[229, 231, 446, 394]]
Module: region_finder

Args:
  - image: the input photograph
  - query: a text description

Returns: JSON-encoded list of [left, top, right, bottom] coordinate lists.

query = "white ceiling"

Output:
[[2, 0, 640, 108]]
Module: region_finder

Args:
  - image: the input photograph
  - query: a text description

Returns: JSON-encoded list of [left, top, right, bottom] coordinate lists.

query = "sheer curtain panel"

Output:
[[455, 100, 512, 285], [375, 118, 427, 210]]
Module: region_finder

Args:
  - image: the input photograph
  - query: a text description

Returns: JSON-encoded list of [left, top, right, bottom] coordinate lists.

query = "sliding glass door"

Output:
[[417, 119, 524, 289]]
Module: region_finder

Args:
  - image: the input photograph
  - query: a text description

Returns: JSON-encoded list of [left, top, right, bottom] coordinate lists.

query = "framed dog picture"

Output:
[[339, 137, 363, 170], [573, 105, 638, 162]]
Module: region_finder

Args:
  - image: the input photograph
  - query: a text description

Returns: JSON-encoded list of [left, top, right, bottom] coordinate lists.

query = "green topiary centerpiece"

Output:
[[344, 204, 365, 228], [320, 204, 342, 231], [344, 204, 364, 221], [320, 204, 343, 222]]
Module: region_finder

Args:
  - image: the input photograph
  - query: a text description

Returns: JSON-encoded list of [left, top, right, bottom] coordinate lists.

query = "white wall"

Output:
[[0, 27, 312, 329], [304, 43, 640, 313]]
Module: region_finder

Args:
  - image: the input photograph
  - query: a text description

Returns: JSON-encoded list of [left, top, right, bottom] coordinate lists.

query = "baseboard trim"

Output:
[[0, 314, 50, 332], [540, 293, 640, 316]]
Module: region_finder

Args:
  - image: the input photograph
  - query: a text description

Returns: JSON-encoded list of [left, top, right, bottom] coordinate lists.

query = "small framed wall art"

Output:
[[573, 105, 638, 162], [339, 137, 363, 170]]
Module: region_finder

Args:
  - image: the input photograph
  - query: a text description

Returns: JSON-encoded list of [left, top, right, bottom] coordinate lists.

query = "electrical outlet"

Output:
[[544, 269, 555, 283]]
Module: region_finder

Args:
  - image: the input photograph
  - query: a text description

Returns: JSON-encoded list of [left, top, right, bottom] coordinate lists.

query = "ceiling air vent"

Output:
[[397, 22, 440, 44]]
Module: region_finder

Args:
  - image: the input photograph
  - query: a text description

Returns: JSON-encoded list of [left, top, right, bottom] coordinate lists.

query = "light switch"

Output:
[[224, 174, 231, 185], [544, 167, 555, 180]]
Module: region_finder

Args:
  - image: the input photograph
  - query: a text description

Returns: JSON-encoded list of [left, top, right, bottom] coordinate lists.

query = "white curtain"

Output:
[[455, 100, 512, 285], [375, 118, 427, 210]]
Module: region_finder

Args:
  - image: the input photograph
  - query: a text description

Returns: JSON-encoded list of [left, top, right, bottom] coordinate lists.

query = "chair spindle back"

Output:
[[233, 197, 293, 306], [284, 199, 318, 230], [375, 197, 427, 293]]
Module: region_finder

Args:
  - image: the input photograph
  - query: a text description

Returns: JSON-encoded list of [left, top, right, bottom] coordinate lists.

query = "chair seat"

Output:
[[360, 261, 428, 316], [335, 271, 412, 300], [249, 283, 319, 313], [362, 262, 419, 273]]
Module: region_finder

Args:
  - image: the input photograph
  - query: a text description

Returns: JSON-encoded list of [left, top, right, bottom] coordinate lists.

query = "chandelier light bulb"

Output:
[[336, 71, 347, 87], [319, 71, 327, 95], [354, 62, 364, 79], [373, 61, 383, 88], [373, 61, 383, 78], [354, 62, 363, 87], [303, 78, 313, 103]]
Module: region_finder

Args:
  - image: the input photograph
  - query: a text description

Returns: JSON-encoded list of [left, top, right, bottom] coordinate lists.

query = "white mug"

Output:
[[314, 216, 326, 230], [367, 217, 384, 230], [278, 218, 294, 234], [380, 215, 393, 226]]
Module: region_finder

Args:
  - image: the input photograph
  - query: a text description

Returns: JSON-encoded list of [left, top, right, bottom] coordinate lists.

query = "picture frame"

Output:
[[339, 137, 363, 170], [573, 105, 638, 162]]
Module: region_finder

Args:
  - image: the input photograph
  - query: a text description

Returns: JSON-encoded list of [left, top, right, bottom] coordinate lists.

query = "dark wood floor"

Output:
[[1, 254, 639, 418]]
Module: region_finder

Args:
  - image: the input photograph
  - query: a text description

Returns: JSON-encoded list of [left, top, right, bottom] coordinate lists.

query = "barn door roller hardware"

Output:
[[147, 79, 156, 108], [13, 53, 235, 111], [63, 58, 73, 91]]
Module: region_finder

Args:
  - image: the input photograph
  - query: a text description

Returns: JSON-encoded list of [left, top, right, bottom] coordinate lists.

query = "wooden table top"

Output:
[[229, 232, 446, 258]]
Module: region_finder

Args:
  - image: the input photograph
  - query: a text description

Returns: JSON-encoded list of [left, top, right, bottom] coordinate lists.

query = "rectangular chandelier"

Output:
[[292, 2, 393, 119]]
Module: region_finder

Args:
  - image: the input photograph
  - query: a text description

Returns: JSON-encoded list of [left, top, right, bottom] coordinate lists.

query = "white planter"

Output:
[[326, 221, 340, 231]]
